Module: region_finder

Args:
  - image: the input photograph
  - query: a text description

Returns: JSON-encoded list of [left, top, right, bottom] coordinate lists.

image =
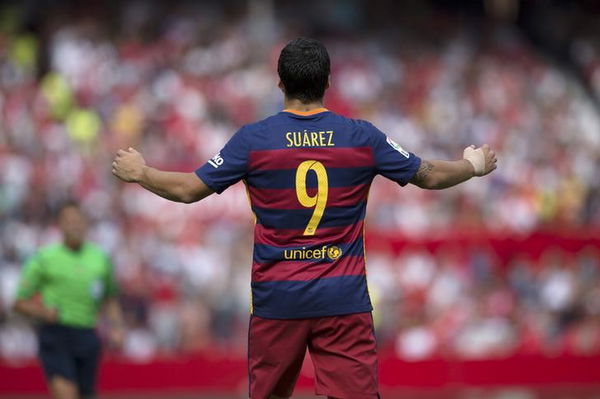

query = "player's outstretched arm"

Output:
[[410, 144, 497, 190], [112, 147, 213, 203]]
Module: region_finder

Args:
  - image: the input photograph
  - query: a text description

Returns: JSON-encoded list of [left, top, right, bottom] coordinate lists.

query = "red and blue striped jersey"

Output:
[[196, 108, 421, 319]]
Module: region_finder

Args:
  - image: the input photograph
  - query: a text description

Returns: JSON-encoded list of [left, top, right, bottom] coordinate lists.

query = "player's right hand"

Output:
[[112, 147, 146, 183], [43, 307, 58, 323], [463, 144, 497, 176]]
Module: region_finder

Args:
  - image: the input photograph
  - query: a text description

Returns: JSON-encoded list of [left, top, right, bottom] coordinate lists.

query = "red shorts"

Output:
[[248, 312, 379, 399]]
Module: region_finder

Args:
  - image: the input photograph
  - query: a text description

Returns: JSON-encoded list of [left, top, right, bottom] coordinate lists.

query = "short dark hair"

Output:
[[277, 37, 330, 103]]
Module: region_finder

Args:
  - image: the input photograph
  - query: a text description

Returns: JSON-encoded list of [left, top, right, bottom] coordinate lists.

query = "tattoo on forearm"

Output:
[[412, 160, 434, 184]]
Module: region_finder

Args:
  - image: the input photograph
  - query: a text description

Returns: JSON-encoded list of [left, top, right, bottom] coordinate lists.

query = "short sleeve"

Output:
[[104, 255, 118, 298], [368, 122, 421, 186], [195, 127, 249, 194], [16, 254, 43, 299]]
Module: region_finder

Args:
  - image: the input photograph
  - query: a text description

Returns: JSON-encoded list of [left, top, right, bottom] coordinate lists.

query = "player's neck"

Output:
[[283, 98, 325, 113], [63, 239, 84, 252]]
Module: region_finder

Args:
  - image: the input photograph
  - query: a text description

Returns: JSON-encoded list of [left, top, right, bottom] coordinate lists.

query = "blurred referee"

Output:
[[13, 201, 125, 399]]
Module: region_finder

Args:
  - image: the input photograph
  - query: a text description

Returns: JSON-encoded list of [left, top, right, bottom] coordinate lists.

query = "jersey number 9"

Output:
[[295, 160, 329, 235]]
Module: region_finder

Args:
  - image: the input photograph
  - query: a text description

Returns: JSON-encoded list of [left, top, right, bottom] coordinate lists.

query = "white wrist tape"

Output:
[[463, 146, 485, 176]]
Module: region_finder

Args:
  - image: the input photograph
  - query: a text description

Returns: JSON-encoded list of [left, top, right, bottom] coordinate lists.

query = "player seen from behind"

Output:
[[112, 37, 497, 399]]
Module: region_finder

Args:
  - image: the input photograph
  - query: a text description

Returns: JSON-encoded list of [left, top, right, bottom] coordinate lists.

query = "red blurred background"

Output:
[[1, 0, 599, 397]]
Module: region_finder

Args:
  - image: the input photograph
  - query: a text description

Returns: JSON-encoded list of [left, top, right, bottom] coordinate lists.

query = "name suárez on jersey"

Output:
[[285, 130, 334, 148]]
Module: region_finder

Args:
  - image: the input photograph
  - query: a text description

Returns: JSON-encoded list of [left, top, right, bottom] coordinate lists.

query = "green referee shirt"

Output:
[[16, 242, 118, 328]]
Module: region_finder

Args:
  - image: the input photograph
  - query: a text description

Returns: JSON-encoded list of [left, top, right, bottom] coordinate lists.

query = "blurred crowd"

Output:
[[0, 1, 599, 363], [371, 244, 600, 360]]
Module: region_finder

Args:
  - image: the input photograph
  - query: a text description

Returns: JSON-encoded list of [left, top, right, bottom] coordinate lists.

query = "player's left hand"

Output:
[[463, 144, 497, 177], [107, 325, 126, 349], [112, 147, 146, 182]]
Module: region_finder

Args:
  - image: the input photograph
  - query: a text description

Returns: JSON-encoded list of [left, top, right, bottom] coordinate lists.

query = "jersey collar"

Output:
[[282, 107, 329, 116]]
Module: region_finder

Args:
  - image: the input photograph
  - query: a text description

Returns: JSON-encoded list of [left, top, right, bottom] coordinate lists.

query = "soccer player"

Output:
[[112, 38, 497, 399], [13, 201, 125, 399]]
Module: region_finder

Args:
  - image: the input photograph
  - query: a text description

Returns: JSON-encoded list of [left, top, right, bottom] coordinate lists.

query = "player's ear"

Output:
[[278, 80, 286, 94], [326, 75, 331, 90]]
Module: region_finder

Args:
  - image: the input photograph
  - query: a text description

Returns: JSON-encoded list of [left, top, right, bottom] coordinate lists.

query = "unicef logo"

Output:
[[283, 244, 343, 261], [327, 246, 342, 260]]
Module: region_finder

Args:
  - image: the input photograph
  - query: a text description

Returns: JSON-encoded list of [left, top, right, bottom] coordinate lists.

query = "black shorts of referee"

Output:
[[38, 323, 101, 399]]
